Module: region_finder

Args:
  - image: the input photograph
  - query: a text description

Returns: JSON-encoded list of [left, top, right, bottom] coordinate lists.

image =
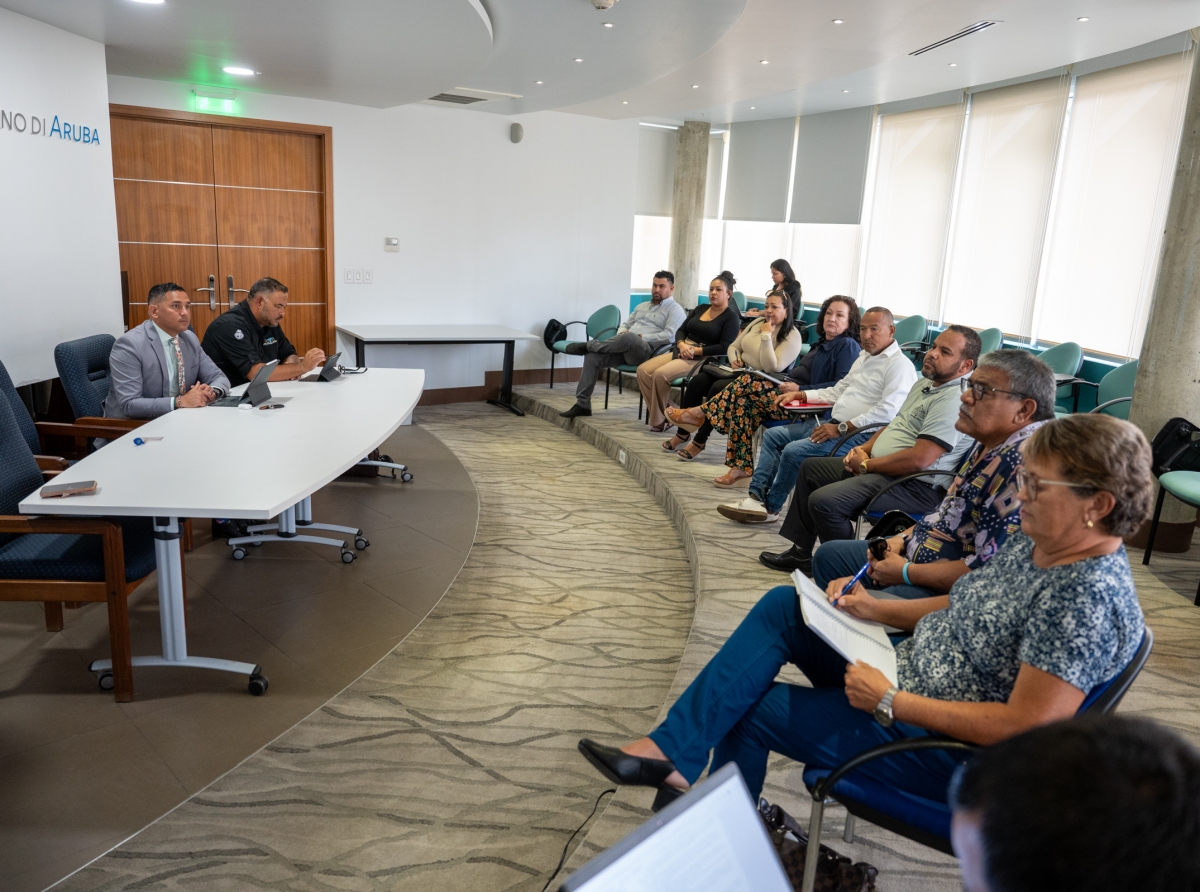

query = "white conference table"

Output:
[[19, 368, 424, 697], [337, 324, 539, 416]]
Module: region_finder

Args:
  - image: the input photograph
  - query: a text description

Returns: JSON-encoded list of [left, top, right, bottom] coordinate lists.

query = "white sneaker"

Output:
[[717, 497, 778, 524]]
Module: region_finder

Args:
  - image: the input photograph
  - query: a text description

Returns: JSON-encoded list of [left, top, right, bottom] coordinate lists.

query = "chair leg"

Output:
[[1194, 574, 1200, 607], [843, 813, 856, 843], [604, 369, 610, 410], [549, 353, 555, 389], [43, 601, 63, 632], [105, 588, 134, 702], [1144, 485, 1167, 565], [182, 517, 193, 552], [618, 372, 623, 395], [802, 796, 826, 892]]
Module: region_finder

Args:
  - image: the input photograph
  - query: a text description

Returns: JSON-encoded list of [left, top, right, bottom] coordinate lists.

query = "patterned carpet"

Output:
[[54, 404, 692, 891]]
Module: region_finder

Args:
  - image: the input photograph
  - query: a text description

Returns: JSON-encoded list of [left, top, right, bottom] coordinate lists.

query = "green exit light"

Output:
[[195, 95, 235, 114]]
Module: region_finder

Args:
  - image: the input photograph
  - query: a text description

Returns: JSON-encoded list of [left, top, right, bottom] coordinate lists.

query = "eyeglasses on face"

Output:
[[1015, 467, 1095, 501], [963, 377, 1027, 402]]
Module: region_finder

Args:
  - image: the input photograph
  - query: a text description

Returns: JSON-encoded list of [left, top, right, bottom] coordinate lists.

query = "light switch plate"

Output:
[[363, 269, 373, 284], [344, 268, 354, 283], [353, 269, 364, 283], [384, 237, 399, 253]]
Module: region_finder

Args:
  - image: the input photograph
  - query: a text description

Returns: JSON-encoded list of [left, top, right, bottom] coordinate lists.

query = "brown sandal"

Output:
[[713, 468, 751, 487], [665, 406, 705, 429]]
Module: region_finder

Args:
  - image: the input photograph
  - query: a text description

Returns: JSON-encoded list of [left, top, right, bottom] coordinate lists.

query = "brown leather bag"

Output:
[[758, 798, 877, 892]]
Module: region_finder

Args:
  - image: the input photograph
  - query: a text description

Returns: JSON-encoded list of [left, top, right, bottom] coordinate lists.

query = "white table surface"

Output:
[[336, 324, 539, 342], [20, 368, 425, 521]]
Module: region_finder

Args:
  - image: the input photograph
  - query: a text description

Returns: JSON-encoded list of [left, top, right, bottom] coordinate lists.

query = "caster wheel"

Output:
[[340, 549, 356, 563], [355, 537, 370, 550], [252, 540, 263, 547], [97, 671, 114, 691], [248, 674, 269, 696], [400, 472, 414, 483], [232, 547, 247, 560]]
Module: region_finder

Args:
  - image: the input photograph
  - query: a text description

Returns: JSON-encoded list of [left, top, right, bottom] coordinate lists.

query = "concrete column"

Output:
[[1129, 48, 1200, 550], [668, 121, 711, 310]]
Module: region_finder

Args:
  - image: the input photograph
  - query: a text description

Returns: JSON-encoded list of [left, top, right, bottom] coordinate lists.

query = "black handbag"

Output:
[[543, 319, 569, 351], [758, 798, 877, 892], [1149, 417, 1200, 475]]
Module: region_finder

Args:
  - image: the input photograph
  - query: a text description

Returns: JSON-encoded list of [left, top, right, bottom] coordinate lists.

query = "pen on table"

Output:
[[834, 561, 871, 609], [133, 437, 163, 446]]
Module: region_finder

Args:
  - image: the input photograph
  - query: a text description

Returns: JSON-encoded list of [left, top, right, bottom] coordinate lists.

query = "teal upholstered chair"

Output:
[[1143, 416, 1200, 604], [893, 315, 928, 367], [732, 291, 747, 314], [1086, 360, 1137, 419], [1037, 341, 1084, 412], [546, 304, 621, 388], [978, 327, 1003, 356]]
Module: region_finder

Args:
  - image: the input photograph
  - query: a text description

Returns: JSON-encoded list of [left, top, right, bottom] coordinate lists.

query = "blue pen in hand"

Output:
[[833, 561, 871, 609]]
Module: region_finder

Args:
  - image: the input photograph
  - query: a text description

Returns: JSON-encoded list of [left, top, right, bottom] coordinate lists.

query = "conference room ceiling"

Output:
[[3, 0, 1196, 120]]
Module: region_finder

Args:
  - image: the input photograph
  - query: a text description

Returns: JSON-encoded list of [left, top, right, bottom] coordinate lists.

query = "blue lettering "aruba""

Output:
[[47, 116, 101, 146]]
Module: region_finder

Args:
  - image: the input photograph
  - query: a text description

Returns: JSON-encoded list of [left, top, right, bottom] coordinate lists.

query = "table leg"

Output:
[[355, 337, 365, 368], [88, 516, 265, 695], [486, 339, 525, 416]]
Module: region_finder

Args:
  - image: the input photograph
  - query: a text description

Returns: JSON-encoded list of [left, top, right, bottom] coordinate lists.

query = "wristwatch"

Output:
[[860, 458, 870, 476], [874, 687, 899, 727], [837, 421, 849, 435]]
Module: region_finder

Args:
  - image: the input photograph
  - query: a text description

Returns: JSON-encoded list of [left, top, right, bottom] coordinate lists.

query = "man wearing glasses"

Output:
[[802, 349, 1058, 599]]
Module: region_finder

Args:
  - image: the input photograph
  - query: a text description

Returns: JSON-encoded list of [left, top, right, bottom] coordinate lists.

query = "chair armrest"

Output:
[[76, 416, 146, 430], [1090, 396, 1132, 415], [35, 420, 138, 441], [897, 340, 929, 352], [828, 422, 888, 455], [1072, 379, 1100, 391], [0, 515, 121, 537], [862, 470, 959, 513], [810, 737, 976, 801], [593, 325, 620, 341], [34, 455, 70, 472], [651, 343, 673, 358]]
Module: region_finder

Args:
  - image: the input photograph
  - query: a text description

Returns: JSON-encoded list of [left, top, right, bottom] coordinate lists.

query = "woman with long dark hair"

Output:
[[745, 259, 802, 320]]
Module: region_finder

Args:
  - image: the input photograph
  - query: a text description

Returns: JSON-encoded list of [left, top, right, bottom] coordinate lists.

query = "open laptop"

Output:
[[211, 359, 279, 407], [559, 763, 792, 892], [300, 352, 342, 382]]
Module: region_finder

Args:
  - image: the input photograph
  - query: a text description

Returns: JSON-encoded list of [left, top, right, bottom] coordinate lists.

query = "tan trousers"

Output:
[[637, 353, 700, 426]]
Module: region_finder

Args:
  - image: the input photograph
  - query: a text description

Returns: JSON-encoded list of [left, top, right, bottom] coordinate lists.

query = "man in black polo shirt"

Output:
[[202, 277, 325, 386]]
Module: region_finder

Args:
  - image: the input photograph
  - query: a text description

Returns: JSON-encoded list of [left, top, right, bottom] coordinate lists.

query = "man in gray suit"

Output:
[[103, 282, 231, 419]]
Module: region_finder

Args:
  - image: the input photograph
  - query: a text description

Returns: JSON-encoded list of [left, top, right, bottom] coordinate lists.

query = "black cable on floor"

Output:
[[541, 787, 617, 892]]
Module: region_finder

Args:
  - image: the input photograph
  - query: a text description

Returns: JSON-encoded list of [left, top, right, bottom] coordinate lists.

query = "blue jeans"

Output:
[[648, 585, 963, 800], [813, 539, 939, 601], [752, 424, 871, 515]]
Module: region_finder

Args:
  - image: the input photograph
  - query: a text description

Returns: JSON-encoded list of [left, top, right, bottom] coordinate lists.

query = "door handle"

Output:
[[196, 274, 216, 310], [227, 275, 250, 310]]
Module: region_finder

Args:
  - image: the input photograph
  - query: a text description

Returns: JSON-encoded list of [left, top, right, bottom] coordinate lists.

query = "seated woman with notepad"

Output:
[[666, 295, 860, 487], [663, 292, 804, 461], [578, 415, 1151, 809]]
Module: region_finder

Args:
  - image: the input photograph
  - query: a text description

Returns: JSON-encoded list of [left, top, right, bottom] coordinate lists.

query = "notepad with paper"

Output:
[[792, 570, 897, 685]]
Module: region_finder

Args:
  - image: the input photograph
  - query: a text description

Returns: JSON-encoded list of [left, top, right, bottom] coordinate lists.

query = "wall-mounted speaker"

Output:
[[510, 123, 524, 144]]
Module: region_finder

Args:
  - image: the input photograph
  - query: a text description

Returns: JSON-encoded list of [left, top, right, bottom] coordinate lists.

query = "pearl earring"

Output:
[[1086, 519, 1094, 529]]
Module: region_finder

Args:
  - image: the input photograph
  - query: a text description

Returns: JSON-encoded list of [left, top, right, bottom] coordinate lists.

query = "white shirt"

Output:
[[153, 322, 180, 400], [806, 339, 918, 430]]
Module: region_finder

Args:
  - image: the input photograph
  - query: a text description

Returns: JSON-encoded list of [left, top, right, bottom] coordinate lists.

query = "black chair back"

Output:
[[0, 360, 40, 456], [53, 334, 116, 419], [0, 392, 45, 546], [1078, 628, 1154, 715]]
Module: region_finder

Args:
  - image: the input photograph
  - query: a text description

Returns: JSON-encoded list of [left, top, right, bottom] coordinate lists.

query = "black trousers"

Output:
[[678, 369, 740, 444], [778, 456, 946, 553]]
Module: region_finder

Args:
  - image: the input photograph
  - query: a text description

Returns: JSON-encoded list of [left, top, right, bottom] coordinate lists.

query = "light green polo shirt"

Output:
[[872, 376, 973, 472]]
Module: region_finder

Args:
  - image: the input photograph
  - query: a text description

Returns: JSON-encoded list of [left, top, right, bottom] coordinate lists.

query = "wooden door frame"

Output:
[[109, 104, 337, 354]]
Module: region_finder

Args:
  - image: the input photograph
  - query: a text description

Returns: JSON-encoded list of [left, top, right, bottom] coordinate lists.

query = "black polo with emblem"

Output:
[[201, 299, 298, 386]]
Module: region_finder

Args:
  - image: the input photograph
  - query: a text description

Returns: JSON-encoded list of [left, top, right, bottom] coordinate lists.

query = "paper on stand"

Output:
[[792, 570, 898, 686]]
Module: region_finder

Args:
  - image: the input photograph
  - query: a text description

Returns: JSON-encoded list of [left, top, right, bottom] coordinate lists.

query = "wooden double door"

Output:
[[110, 105, 335, 353]]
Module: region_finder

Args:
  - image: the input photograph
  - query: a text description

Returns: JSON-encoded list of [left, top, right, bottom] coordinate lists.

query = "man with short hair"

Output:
[[560, 271, 687, 419], [201, 276, 326, 386], [103, 282, 231, 419], [806, 349, 1056, 599], [759, 325, 981, 573], [950, 715, 1200, 892], [718, 307, 917, 524]]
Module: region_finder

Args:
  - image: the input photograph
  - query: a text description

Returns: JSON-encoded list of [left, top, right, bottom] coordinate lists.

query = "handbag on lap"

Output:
[[758, 798, 877, 892]]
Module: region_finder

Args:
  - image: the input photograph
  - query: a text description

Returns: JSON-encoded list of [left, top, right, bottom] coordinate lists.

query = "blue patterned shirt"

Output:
[[906, 422, 1044, 569], [897, 532, 1145, 702]]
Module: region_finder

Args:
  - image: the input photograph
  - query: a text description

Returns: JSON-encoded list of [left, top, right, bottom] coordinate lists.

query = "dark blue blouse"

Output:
[[789, 332, 860, 391]]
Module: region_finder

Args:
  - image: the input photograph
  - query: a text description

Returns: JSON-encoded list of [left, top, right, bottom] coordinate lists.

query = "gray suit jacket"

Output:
[[103, 320, 232, 419]]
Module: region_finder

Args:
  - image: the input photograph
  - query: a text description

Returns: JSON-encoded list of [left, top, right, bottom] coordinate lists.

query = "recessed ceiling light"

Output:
[[535, 80, 543, 84], [1077, 16, 1089, 21], [842, 89, 850, 93], [223, 66, 255, 76], [130, 0, 165, 4], [760, 60, 769, 65], [692, 84, 699, 89], [575, 58, 583, 63], [949, 62, 957, 67], [622, 101, 628, 104], [750, 106, 756, 110], [604, 22, 613, 28], [832, 19, 844, 24]]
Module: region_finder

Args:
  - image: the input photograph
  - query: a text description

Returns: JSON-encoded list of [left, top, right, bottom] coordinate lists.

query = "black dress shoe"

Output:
[[579, 739, 677, 787], [559, 404, 592, 419], [563, 342, 589, 356], [758, 545, 813, 574], [211, 518, 246, 540]]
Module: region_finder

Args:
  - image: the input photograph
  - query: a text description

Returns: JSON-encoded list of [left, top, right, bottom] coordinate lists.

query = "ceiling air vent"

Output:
[[424, 87, 523, 107], [910, 21, 999, 56]]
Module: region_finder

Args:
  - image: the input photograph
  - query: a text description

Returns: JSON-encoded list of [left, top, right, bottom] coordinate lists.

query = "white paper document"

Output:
[[793, 570, 898, 685]]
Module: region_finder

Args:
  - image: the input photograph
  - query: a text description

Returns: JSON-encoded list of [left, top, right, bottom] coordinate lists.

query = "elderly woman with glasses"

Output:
[[579, 411, 1152, 812]]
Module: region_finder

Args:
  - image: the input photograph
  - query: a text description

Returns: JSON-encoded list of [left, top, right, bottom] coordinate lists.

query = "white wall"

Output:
[[106, 76, 639, 390], [0, 9, 122, 387]]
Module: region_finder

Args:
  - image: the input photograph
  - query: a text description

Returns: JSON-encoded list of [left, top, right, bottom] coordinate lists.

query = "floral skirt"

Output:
[[703, 375, 792, 472]]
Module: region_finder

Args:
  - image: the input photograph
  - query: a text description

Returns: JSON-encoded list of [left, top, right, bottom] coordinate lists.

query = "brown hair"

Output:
[[1023, 415, 1154, 537], [816, 295, 861, 344]]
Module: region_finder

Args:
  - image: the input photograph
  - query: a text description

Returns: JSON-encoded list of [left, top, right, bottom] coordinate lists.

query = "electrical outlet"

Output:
[[618, 449, 626, 465], [384, 237, 399, 252], [353, 269, 364, 283], [363, 269, 373, 284], [344, 268, 354, 283]]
